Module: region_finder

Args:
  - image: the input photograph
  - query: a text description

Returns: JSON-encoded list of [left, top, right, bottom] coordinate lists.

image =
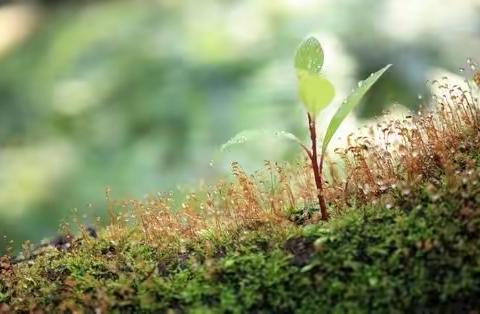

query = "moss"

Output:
[[2, 164, 480, 313]]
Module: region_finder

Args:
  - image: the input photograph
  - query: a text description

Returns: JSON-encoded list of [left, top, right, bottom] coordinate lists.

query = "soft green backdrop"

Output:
[[0, 0, 478, 250]]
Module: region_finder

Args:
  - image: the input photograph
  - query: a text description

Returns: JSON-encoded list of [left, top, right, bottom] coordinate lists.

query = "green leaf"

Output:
[[221, 129, 304, 152], [321, 64, 392, 155], [294, 36, 324, 75], [300, 262, 318, 273], [294, 37, 334, 116], [298, 72, 335, 116]]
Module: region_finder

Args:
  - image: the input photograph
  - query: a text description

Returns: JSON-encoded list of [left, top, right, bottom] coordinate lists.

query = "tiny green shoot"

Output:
[[222, 36, 391, 220]]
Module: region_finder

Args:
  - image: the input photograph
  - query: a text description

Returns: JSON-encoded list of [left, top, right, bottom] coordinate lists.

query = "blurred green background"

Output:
[[0, 0, 479, 250]]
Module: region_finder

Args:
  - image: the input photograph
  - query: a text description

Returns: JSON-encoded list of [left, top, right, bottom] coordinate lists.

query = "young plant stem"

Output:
[[307, 113, 329, 220]]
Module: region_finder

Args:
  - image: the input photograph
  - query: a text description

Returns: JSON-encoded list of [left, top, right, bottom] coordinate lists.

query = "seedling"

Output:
[[223, 36, 391, 220]]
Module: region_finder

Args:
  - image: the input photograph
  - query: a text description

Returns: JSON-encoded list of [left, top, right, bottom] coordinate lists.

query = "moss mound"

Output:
[[2, 163, 480, 313]]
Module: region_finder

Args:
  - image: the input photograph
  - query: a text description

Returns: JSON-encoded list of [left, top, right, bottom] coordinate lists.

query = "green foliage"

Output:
[[295, 37, 334, 116], [321, 64, 392, 154], [294, 36, 324, 75], [223, 36, 389, 152], [221, 129, 304, 152], [297, 73, 335, 116], [293, 37, 390, 153]]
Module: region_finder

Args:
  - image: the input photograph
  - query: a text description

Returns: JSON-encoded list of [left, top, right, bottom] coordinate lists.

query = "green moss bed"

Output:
[[2, 157, 480, 313]]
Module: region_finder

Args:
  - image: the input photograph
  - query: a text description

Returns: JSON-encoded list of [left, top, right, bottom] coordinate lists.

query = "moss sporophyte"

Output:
[[222, 36, 391, 220]]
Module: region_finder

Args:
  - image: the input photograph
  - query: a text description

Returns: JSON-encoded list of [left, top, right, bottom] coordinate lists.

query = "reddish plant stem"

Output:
[[307, 113, 329, 221]]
